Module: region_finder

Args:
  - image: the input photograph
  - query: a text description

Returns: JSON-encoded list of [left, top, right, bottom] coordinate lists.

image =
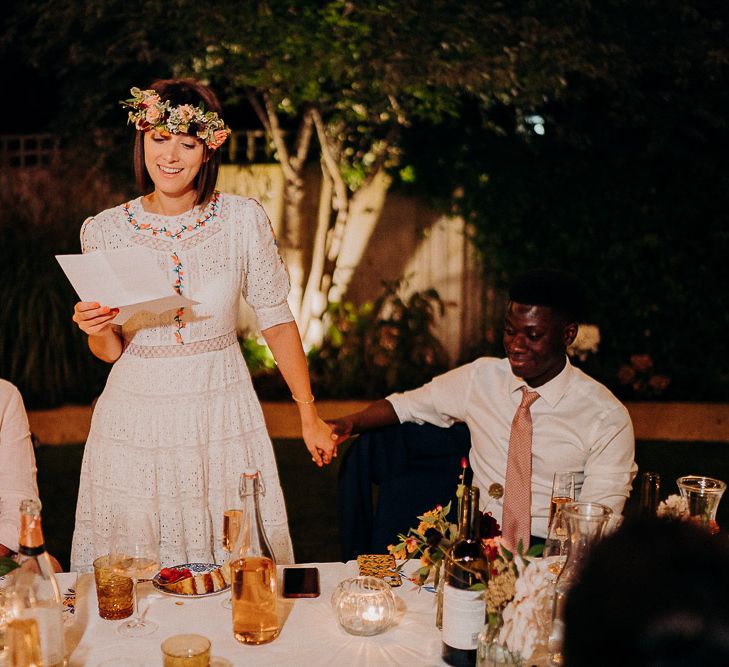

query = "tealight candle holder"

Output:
[[331, 576, 396, 636]]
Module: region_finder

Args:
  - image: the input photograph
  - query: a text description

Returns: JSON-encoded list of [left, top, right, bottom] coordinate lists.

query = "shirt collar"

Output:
[[508, 356, 573, 408]]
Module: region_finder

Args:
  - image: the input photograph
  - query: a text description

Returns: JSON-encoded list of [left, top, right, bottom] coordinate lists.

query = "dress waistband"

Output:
[[123, 331, 238, 358]]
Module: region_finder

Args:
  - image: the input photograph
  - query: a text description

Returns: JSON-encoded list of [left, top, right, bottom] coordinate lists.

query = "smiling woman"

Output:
[[67, 78, 337, 573], [142, 132, 206, 212]]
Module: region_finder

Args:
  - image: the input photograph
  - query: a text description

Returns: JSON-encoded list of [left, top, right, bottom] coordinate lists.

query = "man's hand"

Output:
[[327, 416, 355, 447]]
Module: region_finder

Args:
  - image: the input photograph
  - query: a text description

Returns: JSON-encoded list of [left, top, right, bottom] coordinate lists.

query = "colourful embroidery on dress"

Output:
[[123, 191, 221, 239], [171, 252, 185, 344]]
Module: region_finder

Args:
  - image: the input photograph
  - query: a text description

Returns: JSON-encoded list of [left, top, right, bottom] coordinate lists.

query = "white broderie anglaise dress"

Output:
[[70, 192, 295, 572]]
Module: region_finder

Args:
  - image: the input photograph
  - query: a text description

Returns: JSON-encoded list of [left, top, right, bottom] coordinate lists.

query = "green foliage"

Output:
[[306, 281, 449, 399], [0, 557, 19, 576], [396, 1, 729, 401], [239, 336, 276, 374], [0, 167, 120, 408]]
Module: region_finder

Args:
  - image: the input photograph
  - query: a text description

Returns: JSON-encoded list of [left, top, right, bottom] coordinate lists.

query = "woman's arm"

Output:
[[72, 302, 123, 363], [260, 321, 336, 467]]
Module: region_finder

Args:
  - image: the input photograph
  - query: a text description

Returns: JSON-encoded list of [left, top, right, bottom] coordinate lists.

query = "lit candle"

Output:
[[361, 605, 384, 622]]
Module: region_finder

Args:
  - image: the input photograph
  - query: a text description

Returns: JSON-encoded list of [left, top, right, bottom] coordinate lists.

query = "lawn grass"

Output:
[[34, 437, 729, 571]]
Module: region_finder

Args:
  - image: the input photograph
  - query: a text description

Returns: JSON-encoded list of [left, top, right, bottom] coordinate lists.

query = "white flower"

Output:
[[498, 556, 556, 661], [567, 324, 601, 361], [656, 494, 690, 520]]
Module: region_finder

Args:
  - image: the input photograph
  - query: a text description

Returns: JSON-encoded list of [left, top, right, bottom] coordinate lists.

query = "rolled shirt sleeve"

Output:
[[387, 363, 476, 428], [241, 201, 294, 331], [578, 403, 637, 515], [0, 380, 40, 552]]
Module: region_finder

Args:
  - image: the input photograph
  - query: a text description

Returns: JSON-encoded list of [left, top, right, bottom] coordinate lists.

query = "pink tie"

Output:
[[502, 387, 540, 553]]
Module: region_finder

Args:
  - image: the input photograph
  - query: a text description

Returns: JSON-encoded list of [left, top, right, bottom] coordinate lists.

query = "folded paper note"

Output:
[[56, 247, 199, 325]]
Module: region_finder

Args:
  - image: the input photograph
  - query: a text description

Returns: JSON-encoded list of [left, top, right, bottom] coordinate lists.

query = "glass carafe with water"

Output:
[[547, 502, 613, 667], [676, 475, 726, 534]]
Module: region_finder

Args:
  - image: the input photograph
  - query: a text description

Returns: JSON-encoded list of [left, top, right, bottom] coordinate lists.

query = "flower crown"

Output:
[[120, 87, 231, 150]]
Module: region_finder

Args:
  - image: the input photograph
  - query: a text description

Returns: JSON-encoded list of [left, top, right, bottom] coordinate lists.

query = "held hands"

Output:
[[72, 301, 119, 336], [301, 416, 339, 468], [327, 417, 355, 447]]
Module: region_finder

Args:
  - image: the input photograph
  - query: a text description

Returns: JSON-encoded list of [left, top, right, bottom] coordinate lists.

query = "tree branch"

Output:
[[360, 124, 400, 191], [311, 108, 349, 212]]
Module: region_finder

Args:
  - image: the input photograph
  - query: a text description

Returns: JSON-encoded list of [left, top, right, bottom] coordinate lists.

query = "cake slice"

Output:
[[161, 564, 230, 595], [162, 574, 196, 595]]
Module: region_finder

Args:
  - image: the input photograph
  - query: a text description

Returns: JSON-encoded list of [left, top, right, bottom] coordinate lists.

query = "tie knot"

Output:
[[519, 386, 540, 409]]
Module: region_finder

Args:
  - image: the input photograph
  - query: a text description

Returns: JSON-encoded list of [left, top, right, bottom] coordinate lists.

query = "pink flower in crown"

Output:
[[177, 104, 196, 123], [141, 92, 161, 109], [207, 128, 230, 150], [145, 106, 162, 124]]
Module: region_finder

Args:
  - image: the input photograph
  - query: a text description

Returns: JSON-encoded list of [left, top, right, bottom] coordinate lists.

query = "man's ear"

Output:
[[563, 322, 579, 348]]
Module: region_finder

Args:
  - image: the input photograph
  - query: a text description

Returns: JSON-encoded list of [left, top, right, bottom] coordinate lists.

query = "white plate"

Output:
[[152, 562, 229, 598]]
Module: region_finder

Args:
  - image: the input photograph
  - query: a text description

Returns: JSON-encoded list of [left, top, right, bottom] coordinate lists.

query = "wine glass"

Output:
[[544, 472, 576, 564], [109, 510, 160, 636], [221, 475, 243, 609]]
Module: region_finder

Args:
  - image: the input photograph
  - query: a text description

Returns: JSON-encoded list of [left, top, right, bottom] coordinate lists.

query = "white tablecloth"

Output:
[[65, 562, 450, 667]]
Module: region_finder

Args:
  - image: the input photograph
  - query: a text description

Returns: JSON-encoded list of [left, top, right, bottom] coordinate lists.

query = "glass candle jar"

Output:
[[331, 576, 396, 636]]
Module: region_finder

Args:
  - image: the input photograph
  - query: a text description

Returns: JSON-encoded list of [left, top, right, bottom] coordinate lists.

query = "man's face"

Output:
[[503, 301, 577, 387]]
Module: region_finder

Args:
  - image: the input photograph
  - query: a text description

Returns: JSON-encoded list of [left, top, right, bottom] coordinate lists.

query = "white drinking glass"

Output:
[[109, 510, 160, 637]]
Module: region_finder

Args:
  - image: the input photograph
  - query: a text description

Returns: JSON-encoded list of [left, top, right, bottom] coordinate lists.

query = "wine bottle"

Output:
[[442, 486, 488, 667], [640, 471, 661, 516], [230, 469, 280, 645], [13, 498, 66, 667]]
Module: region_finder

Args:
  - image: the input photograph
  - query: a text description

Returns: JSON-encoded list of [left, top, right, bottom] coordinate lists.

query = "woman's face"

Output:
[[143, 131, 206, 199]]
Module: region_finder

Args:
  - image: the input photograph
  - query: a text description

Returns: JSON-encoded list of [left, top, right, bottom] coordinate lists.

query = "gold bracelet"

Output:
[[292, 393, 315, 405]]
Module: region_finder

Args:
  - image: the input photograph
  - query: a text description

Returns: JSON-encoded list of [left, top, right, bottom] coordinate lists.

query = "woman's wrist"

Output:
[[296, 401, 320, 427]]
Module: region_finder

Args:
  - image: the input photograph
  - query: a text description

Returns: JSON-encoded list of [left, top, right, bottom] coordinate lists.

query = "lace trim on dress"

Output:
[[121, 193, 223, 252], [123, 331, 238, 358], [124, 191, 221, 240]]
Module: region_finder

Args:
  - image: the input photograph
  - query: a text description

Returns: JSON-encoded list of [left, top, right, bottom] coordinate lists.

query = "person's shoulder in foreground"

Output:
[[0, 378, 40, 557], [563, 516, 729, 666]]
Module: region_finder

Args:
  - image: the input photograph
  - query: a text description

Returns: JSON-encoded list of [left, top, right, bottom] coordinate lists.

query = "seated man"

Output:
[[330, 269, 637, 551], [0, 378, 41, 558]]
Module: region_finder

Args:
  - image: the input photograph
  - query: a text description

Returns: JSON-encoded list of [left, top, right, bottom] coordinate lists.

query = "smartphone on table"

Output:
[[283, 567, 320, 598]]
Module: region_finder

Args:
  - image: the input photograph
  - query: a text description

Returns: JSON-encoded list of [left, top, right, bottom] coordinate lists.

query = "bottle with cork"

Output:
[[8, 498, 66, 666]]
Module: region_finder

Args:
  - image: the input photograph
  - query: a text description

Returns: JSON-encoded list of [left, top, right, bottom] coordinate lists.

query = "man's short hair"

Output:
[[508, 269, 588, 322]]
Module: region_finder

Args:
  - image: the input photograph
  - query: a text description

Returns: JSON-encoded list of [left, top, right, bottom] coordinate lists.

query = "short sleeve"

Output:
[[241, 200, 294, 331], [80, 216, 104, 253], [387, 362, 476, 427]]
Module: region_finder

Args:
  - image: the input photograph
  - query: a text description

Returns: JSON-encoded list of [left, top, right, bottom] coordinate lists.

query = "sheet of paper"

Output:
[[56, 247, 199, 325]]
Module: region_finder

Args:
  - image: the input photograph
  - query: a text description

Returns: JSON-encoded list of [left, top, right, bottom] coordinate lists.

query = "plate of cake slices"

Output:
[[153, 562, 230, 597]]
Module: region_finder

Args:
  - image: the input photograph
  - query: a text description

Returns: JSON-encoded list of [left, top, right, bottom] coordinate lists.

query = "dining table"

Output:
[[62, 560, 451, 667]]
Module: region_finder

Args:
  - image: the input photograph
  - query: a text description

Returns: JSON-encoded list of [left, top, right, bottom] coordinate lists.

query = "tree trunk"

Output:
[[300, 110, 394, 346], [246, 91, 314, 322]]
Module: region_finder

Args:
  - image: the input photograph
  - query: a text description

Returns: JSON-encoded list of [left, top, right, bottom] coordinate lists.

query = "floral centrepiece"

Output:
[[120, 87, 231, 150], [657, 488, 722, 534], [489, 552, 558, 663], [387, 458, 500, 586], [656, 494, 690, 521]]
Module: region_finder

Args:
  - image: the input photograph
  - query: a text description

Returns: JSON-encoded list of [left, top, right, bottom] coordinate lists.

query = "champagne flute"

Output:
[[221, 475, 243, 609], [544, 472, 576, 564], [109, 510, 160, 637]]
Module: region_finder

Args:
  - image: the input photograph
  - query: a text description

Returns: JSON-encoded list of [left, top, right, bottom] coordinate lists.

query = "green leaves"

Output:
[[0, 557, 20, 577]]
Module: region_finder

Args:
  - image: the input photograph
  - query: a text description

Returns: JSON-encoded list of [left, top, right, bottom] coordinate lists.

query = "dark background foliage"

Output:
[[395, 1, 729, 401]]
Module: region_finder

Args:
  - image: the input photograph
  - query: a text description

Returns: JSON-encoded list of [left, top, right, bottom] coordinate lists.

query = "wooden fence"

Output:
[[0, 134, 61, 168]]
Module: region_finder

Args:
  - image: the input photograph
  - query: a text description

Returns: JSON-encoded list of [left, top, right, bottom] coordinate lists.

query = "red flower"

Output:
[[480, 512, 501, 540]]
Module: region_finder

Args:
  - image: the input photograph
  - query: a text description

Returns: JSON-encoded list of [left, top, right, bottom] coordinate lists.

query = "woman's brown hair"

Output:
[[132, 78, 225, 206]]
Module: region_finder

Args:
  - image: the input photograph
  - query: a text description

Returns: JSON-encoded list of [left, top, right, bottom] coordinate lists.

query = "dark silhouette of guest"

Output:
[[563, 516, 729, 666]]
